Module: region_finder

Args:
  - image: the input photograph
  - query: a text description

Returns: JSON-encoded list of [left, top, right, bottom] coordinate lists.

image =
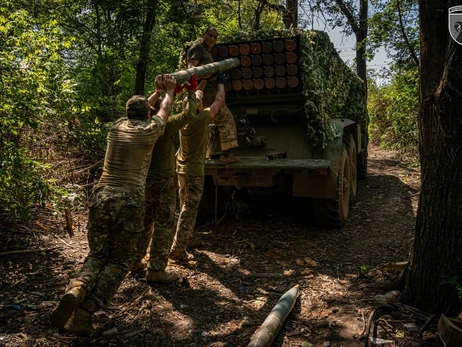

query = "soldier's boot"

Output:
[[130, 259, 147, 274], [146, 270, 179, 283], [169, 250, 195, 262], [50, 283, 86, 329], [64, 308, 94, 336]]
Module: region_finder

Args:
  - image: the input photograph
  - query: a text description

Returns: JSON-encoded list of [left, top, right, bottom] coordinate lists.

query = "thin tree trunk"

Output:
[[401, 0, 462, 315], [134, 0, 156, 95], [357, 0, 368, 96], [333, 0, 368, 97], [397, 0, 419, 67], [254, 0, 266, 31], [285, 0, 298, 29]]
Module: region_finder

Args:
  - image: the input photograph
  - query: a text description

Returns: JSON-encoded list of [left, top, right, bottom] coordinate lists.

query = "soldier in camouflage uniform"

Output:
[[170, 71, 227, 261], [50, 75, 177, 336], [187, 26, 238, 163], [131, 74, 200, 283]]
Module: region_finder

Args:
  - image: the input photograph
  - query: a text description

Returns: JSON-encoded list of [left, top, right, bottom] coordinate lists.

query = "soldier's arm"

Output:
[[148, 75, 163, 107], [163, 91, 198, 136], [188, 59, 199, 68], [209, 72, 225, 118], [156, 75, 176, 124], [187, 44, 202, 68], [197, 79, 208, 92]]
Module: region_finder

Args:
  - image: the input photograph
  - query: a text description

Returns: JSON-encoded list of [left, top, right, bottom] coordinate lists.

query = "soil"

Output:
[[0, 144, 435, 347]]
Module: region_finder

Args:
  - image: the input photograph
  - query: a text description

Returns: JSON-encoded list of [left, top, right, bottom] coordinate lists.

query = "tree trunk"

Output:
[[333, 0, 368, 96], [253, 0, 265, 31], [134, 0, 156, 95], [284, 0, 298, 29], [401, 0, 462, 315], [356, 0, 368, 97]]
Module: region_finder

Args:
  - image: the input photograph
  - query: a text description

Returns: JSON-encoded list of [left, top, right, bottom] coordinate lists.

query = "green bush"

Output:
[[0, 145, 65, 222], [368, 68, 419, 158]]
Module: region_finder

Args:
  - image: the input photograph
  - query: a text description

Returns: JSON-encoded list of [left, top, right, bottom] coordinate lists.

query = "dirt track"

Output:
[[0, 144, 431, 347]]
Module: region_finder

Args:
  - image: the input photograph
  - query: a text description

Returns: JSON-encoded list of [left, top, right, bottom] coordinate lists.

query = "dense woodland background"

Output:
[[3, 0, 461, 322]]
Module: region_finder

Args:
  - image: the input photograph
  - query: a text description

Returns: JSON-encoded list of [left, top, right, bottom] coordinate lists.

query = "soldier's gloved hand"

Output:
[[216, 71, 225, 85], [187, 74, 198, 91]]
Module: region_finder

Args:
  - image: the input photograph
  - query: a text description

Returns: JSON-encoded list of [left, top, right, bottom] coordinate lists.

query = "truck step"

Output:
[[205, 158, 330, 170]]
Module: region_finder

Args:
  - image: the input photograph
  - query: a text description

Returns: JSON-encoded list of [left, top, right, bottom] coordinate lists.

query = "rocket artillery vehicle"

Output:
[[183, 30, 368, 227]]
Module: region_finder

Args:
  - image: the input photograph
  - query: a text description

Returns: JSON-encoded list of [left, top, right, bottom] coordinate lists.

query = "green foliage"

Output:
[[368, 68, 419, 157], [0, 1, 70, 221], [369, 0, 419, 70], [201, 0, 285, 32], [0, 146, 64, 221]]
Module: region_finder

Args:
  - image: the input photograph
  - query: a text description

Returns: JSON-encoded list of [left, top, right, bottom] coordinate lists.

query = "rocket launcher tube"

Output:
[[171, 58, 240, 85]]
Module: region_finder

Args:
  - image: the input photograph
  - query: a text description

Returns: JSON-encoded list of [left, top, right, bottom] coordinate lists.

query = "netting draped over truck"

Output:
[[178, 29, 367, 149]]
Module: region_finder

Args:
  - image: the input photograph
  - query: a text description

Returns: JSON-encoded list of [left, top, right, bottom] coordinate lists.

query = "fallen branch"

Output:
[[0, 247, 58, 256], [247, 284, 300, 347], [69, 159, 103, 177], [382, 261, 408, 271], [51, 233, 72, 247], [360, 304, 396, 347]]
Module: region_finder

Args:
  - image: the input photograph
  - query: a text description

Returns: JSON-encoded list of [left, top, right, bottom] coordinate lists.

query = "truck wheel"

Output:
[[312, 147, 351, 228], [343, 134, 357, 199]]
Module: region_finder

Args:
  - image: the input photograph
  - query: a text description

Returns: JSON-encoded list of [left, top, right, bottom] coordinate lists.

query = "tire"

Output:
[[343, 134, 357, 199], [312, 146, 351, 228]]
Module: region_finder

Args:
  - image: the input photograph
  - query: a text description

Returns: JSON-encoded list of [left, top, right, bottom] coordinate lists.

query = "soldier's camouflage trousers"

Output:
[[133, 176, 176, 272], [171, 174, 204, 252], [202, 92, 238, 151], [70, 186, 143, 312]]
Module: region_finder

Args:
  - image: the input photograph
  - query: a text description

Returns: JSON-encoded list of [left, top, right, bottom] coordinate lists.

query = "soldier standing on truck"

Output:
[[187, 26, 239, 164], [130, 74, 200, 282], [50, 75, 177, 335], [170, 71, 227, 262]]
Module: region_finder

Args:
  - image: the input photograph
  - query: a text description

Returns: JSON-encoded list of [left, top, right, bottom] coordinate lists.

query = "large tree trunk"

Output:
[[401, 0, 462, 315], [134, 0, 156, 95]]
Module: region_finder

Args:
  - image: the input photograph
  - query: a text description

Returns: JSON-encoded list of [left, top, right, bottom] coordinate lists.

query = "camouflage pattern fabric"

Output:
[[71, 186, 143, 312], [133, 177, 177, 272], [171, 174, 204, 252], [202, 92, 238, 151]]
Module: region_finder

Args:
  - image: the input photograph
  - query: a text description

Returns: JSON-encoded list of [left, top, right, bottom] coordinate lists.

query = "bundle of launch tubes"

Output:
[[211, 36, 302, 94]]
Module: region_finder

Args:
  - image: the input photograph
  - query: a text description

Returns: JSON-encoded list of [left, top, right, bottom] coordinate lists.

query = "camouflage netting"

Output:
[[178, 29, 367, 149]]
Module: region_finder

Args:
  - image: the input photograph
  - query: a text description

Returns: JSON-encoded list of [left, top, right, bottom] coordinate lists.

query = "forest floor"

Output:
[[0, 144, 438, 347]]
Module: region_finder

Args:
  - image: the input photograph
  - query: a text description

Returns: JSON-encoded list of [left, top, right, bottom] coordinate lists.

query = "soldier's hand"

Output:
[[154, 75, 163, 92], [217, 71, 225, 85], [164, 74, 177, 91]]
